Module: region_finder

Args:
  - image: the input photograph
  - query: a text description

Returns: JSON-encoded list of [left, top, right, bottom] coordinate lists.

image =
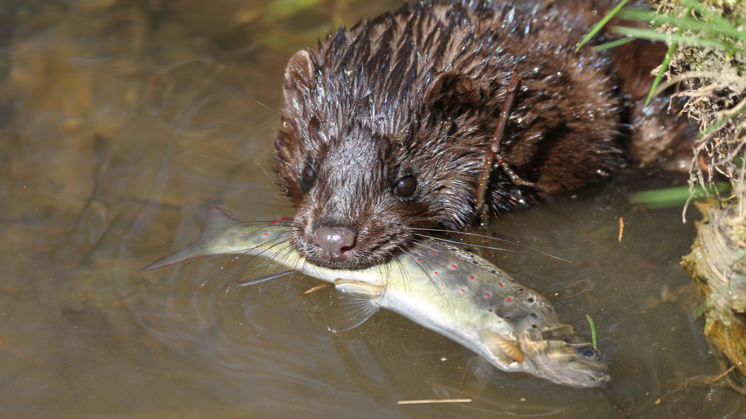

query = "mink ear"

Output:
[[424, 71, 481, 117], [283, 50, 316, 103]]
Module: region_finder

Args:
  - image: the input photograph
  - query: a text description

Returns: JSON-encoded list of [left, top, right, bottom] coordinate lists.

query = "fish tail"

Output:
[[139, 206, 240, 271]]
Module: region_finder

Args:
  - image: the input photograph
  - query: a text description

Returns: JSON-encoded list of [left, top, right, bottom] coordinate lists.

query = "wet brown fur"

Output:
[[274, 0, 689, 269]]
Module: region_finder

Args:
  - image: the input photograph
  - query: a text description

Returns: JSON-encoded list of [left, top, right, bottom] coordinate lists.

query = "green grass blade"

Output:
[[701, 99, 746, 136], [586, 314, 598, 350], [631, 183, 731, 209], [593, 36, 635, 51], [575, 0, 629, 52], [646, 38, 678, 106], [612, 26, 734, 51], [618, 9, 746, 42], [681, 0, 733, 31]]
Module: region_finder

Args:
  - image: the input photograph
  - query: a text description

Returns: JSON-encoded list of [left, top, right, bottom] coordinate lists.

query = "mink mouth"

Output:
[[290, 223, 412, 270]]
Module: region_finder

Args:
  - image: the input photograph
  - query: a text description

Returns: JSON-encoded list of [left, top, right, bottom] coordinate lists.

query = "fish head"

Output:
[[518, 326, 611, 388]]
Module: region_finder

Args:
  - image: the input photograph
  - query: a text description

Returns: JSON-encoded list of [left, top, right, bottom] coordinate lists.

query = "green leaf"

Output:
[[631, 183, 731, 209], [681, 0, 733, 31], [585, 314, 598, 350], [646, 38, 678, 106], [593, 36, 635, 51], [701, 99, 746, 136], [618, 9, 746, 42], [575, 0, 629, 52], [611, 26, 736, 52]]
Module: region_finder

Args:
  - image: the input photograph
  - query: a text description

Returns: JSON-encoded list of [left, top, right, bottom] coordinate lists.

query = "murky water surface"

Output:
[[1, 1, 743, 417]]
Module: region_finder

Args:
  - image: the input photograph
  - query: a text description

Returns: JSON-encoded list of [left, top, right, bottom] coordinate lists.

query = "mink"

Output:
[[273, 0, 691, 269]]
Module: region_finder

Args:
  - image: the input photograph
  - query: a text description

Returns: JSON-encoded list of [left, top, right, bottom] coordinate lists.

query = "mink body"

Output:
[[274, 0, 690, 269]]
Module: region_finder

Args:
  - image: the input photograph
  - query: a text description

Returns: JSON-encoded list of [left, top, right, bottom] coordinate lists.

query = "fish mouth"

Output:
[[519, 327, 611, 388], [563, 353, 612, 387]]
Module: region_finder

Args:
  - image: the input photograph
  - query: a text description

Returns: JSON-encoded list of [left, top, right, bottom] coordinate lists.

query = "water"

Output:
[[0, 1, 743, 417]]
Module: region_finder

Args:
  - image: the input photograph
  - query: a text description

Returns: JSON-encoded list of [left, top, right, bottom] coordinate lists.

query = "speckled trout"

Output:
[[143, 207, 610, 388]]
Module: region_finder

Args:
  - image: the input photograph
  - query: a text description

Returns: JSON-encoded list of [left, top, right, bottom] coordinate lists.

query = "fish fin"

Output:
[[536, 323, 576, 341], [333, 279, 385, 296], [459, 356, 493, 397], [139, 206, 240, 272], [236, 270, 293, 287], [139, 253, 205, 272], [235, 252, 297, 287], [482, 330, 525, 364], [202, 206, 240, 236], [320, 279, 382, 333]]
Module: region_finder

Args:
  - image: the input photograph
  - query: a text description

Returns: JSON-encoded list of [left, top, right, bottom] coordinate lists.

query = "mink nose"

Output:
[[312, 226, 357, 260]]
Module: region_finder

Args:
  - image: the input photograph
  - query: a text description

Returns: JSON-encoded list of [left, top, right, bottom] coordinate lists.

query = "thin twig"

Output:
[[304, 283, 332, 294], [710, 365, 736, 383], [475, 72, 521, 221], [397, 398, 472, 405]]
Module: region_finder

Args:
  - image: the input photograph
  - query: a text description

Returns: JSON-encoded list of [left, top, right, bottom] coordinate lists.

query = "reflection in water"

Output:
[[1, 0, 745, 417]]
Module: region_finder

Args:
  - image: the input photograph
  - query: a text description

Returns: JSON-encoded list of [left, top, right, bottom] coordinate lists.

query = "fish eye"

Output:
[[300, 164, 316, 192], [393, 175, 417, 198], [578, 347, 600, 359]]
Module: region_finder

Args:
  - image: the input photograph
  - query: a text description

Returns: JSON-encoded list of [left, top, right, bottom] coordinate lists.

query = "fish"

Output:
[[142, 206, 610, 388]]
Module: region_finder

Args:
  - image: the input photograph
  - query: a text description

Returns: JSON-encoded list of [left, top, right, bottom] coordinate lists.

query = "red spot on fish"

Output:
[[498, 283, 504, 287], [416, 258, 422, 263], [263, 232, 269, 236], [488, 309, 493, 313], [506, 297, 512, 303], [430, 250, 437, 255], [485, 293, 491, 298], [450, 264, 458, 269], [241, 232, 247, 236], [433, 271, 439, 276], [469, 275, 475, 280], [270, 217, 291, 225], [460, 289, 465, 293]]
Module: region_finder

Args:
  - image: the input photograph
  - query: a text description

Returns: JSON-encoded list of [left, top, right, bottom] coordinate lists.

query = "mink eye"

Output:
[[393, 175, 417, 197], [300, 164, 316, 192]]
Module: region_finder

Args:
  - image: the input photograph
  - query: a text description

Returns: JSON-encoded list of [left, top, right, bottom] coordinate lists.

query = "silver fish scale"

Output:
[[197, 222, 558, 331], [231, 225, 292, 255]]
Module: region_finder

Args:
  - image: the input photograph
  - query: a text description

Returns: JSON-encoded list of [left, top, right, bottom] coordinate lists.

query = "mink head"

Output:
[[273, 1, 623, 269], [273, 8, 492, 269]]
